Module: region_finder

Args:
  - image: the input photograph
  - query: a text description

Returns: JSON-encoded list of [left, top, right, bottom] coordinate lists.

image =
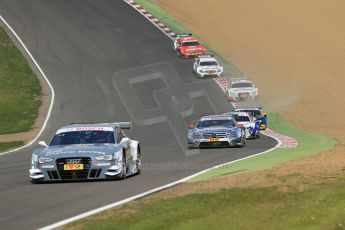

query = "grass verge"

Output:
[[0, 25, 41, 135], [65, 175, 345, 230], [0, 25, 42, 152], [0, 141, 24, 152], [135, 0, 337, 182]]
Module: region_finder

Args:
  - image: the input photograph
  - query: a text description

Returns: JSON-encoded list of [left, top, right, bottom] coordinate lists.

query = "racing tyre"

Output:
[[31, 179, 43, 184], [239, 131, 247, 147], [118, 153, 127, 180], [241, 136, 247, 147], [193, 71, 202, 78], [136, 146, 142, 175], [176, 49, 183, 58]]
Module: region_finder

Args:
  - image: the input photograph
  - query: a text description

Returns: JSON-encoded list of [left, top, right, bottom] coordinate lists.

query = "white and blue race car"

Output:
[[29, 122, 141, 183], [188, 115, 246, 148], [224, 112, 260, 139], [234, 105, 267, 130]]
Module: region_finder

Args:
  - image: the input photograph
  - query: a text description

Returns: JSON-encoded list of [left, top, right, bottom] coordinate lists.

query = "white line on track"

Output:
[[0, 15, 55, 156], [39, 1, 282, 229]]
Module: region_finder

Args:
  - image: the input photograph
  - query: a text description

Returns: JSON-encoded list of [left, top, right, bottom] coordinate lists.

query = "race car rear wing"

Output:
[[229, 77, 250, 82], [176, 33, 192, 38], [232, 101, 262, 110], [70, 122, 132, 129], [197, 54, 214, 58], [235, 107, 262, 110], [112, 122, 132, 129]]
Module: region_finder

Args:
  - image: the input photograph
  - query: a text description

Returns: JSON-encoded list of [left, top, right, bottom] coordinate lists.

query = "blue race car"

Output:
[[234, 106, 267, 130], [29, 122, 141, 183], [188, 115, 246, 148], [224, 112, 260, 138]]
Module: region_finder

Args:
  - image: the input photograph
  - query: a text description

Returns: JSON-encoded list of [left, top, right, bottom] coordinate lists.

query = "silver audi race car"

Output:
[[188, 115, 246, 148], [226, 78, 258, 102], [29, 122, 141, 183]]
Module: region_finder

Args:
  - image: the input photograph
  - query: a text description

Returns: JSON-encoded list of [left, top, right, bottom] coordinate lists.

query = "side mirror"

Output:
[[119, 137, 130, 145], [38, 141, 48, 148]]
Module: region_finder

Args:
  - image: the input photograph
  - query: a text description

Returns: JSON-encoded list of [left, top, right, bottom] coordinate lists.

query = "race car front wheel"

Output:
[[241, 136, 247, 147], [31, 178, 43, 184], [117, 153, 127, 180], [239, 131, 247, 147], [136, 146, 142, 175]]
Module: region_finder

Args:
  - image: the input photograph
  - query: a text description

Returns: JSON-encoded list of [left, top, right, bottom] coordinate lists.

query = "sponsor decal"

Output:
[[46, 150, 74, 156], [77, 150, 106, 155], [41, 165, 54, 169], [76, 127, 103, 131], [57, 127, 113, 134], [208, 138, 219, 142], [45, 149, 107, 156], [200, 117, 232, 121], [64, 164, 84, 170], [94, 162, 111, 167]]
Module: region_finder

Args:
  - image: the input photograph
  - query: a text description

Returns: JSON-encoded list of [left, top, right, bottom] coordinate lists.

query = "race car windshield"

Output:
[[50, 131, 115, 146], [232, 83, 253, 88], [196, 119, 235, 128], [200, 61, 218, 66], [236, 116, 250, 122], [238, 110, 261, 117], [183, 41, 199, 46]]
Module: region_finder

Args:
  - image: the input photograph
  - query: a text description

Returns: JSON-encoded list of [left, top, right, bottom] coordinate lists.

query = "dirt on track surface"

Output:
[[153, 0, 345, 188]]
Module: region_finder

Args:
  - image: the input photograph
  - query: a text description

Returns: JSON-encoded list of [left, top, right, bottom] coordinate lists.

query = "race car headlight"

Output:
[[193, 133, 202, 139], [38, 157, 54, 164], [32, 154, 38, 162], [95, 154, 113, 161]]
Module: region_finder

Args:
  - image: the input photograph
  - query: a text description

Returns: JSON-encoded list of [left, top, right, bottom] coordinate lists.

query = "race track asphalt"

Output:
[[0, 1, 277, 229]]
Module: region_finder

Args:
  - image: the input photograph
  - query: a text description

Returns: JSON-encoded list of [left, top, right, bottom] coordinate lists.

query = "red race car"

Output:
[[173, 34, 206, 58]]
